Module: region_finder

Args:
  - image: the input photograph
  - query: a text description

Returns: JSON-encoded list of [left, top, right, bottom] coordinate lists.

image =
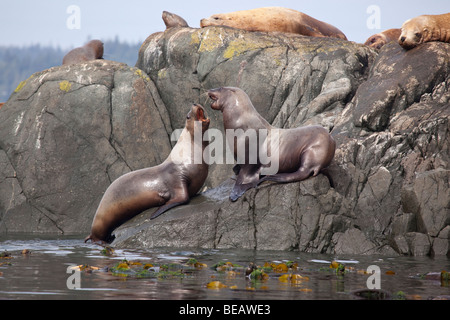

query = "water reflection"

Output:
[[0, 235, 449, 300]]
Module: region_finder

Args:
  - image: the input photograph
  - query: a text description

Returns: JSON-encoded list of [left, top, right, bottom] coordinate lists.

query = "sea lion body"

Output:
[[208, 87, 335, 201], [399, 13, 450, 49], [200, 7, 347, 40], [162, 11, 189, 28], [85, 104, 210, 244], [62, 40, 104, 65], [364, 28, 401, 50]]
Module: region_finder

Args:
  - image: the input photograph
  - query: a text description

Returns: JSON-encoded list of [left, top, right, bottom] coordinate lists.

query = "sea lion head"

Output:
[[398, 17, 429, 49], [162, 11, 189, 28], [86, 40, 104, 59], [186, 103, 210, 135], [200, 12, 255, 30], [364, 34, 387, 50], [200, 13, 230, 28], [208, 87, 250, 112]]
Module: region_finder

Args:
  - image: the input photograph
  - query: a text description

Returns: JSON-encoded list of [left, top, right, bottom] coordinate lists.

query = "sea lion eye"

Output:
[[415, 32, 422, 38], [213, 16, 219, 20]]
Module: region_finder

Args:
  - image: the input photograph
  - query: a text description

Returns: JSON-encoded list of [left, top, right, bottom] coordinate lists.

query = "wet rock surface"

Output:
[[0, 27, 448, 256]]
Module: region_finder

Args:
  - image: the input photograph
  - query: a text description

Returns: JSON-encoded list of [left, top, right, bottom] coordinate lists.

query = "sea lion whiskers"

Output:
[[200, 91, 214, 107]]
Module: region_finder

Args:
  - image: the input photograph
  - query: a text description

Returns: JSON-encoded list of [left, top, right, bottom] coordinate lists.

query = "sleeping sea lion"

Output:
[[200, 7, 347, 39], [398, 13, 450, 49], [364, 28, 401, 50]]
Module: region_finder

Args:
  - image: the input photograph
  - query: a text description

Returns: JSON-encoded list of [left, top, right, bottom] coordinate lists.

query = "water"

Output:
[[0, 234, 449, 300]]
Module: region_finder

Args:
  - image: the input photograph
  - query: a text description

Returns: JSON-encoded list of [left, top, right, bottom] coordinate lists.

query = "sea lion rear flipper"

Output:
[[230, 165, 260, 202], [84, 235, 92, 243], [230, 182, 255, 202], [150, 193, 190, 220]]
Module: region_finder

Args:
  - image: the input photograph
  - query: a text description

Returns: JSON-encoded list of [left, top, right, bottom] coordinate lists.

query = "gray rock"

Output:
[[114, 174, 352, 253], [0, 60, 172, 234], [136, 26, 374, 187], [352, 42, 449, 132], [0, 28, 448, 256]]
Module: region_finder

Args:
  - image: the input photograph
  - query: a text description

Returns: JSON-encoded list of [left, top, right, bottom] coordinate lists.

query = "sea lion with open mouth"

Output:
[[85, 104, 210, 244]]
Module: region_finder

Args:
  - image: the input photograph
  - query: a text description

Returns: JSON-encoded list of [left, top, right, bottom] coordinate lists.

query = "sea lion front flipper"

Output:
[[150, 198, 189, 219], [150, 187, 190, 220], [230, 165, 260, 202]]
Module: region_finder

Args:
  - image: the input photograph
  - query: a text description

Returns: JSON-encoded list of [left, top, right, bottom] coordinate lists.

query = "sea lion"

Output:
[[398, 13, 450, 49], [162, 11, 189, 28], [62, 40, 104, 65], [85, 104, 210, 244], [364, 28, 401, 50], [200, 7, 347, 40], [208, 87, 336, 202]]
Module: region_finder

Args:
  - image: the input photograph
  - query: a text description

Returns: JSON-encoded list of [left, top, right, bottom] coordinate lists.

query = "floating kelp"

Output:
[[248, 268, 269, 281], [100, 246, 115, 256], [278, 274, 310, 284], [206, 281, 227, 289], [0, 251, 12, 259], [186, 258, 208, 269], [212, 261, 243, 272], [110, 259, 186, 279]]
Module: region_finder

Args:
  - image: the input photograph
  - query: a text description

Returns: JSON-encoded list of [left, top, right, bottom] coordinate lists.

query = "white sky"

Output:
[[1, 0, 449, 48]]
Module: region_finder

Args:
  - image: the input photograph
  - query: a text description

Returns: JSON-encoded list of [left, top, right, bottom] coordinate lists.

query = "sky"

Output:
[[1, 0, 449, 48]]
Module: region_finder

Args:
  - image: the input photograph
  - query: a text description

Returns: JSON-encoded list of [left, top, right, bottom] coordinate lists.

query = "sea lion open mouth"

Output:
[[191, 104, 207, 121], [196, 105, 208, 122]]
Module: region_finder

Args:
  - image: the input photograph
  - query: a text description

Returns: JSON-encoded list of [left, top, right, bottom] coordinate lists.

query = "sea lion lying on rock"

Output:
[[200, 7, 347, 40], [208, 87, 336, 202], [365, 29, 401, 50], [85, 104, 210, 244], [62, 40, 104, 65], [399, 13, 450, 49]]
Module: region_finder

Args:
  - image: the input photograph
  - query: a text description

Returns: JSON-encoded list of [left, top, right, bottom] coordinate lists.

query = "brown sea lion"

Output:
[[62, 40, 104, 65], [398, 13, 450, 49], [208, 87, 336, 202], [162, 11, 189, 28], [85, 104, 210, 244], [200, 7, 347, 40], [364, 28, 401, 50]]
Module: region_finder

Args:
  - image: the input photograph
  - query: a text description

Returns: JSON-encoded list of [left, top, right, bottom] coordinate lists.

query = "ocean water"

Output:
[[0, 234, 449, 301]]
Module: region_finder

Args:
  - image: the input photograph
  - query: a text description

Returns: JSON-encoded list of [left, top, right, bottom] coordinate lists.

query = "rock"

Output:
[[114, 174, 354, 253], [136, 26, 374, 187], [433, 226, 450, 256], [331, 228, 380, 255], [0, 60, 172, 234], [0, 27, 448, 256], [351, 42, 448, 132]]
